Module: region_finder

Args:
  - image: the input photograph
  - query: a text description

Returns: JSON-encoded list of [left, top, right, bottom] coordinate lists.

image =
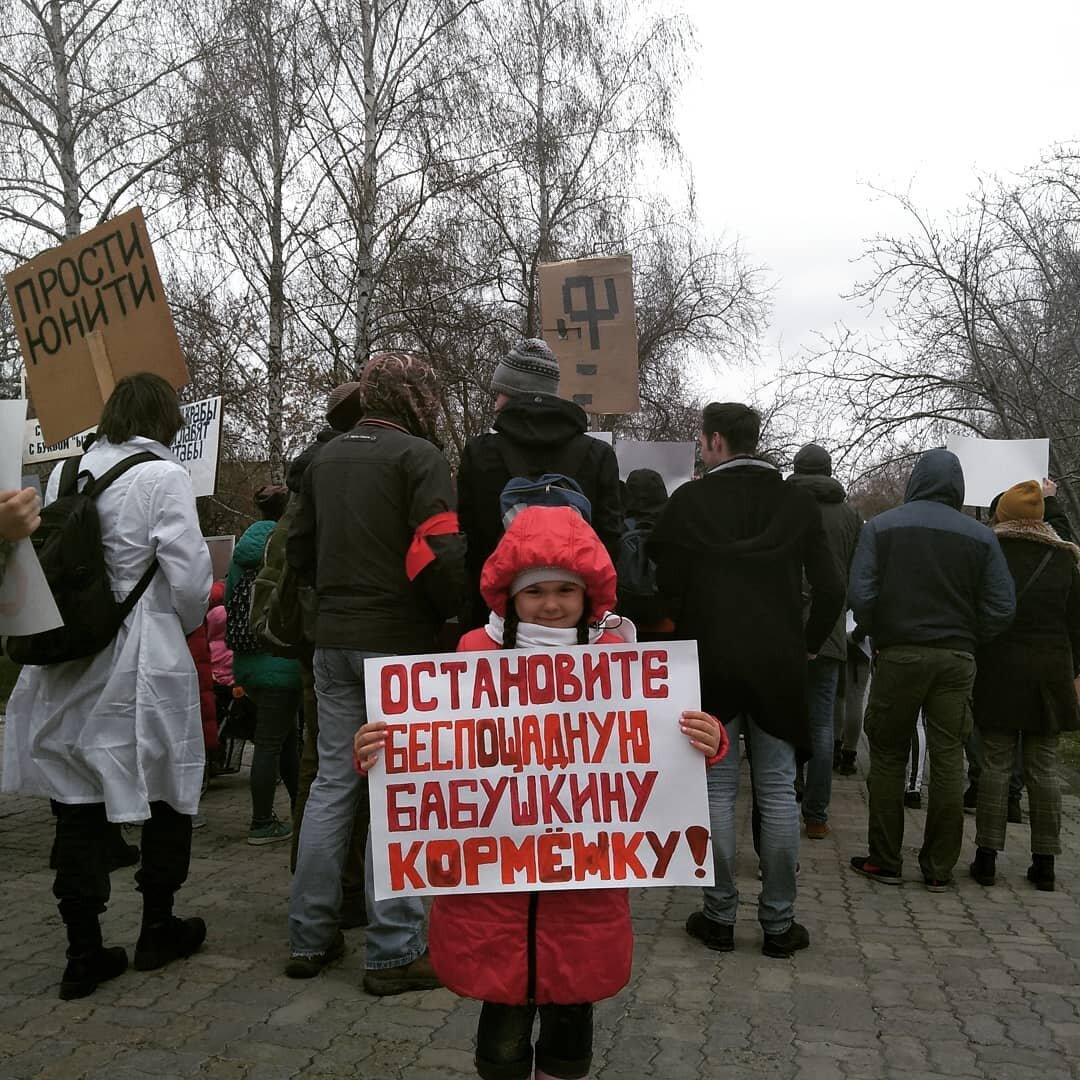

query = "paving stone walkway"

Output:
[[2, 729, 1079, 1079]]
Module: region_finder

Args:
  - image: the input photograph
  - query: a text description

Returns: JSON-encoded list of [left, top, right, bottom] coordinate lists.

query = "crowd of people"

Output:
[[1, 340, 1077, 1080]]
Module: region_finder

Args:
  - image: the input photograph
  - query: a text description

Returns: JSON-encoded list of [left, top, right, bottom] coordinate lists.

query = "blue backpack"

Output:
[[496, 439, 593, 528]]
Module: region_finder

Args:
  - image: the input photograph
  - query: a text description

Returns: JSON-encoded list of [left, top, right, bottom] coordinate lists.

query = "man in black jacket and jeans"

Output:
[[457, 337, 622, 629], [650, 403, 844, 958], [285, 352, 465, 993]]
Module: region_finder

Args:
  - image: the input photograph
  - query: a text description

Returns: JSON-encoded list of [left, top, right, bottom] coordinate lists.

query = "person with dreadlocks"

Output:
[[356, 506, 726, 1080], [285, 351, 466, 993]]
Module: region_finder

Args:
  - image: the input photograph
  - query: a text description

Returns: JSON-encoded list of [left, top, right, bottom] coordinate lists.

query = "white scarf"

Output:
[[485, 611, 638, 648]]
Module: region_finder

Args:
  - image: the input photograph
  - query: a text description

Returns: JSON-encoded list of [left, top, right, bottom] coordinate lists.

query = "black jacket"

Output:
[[286, 417, 465, 654], [849, 450, 1015, 653], [649, 459, 845, 752], [458, 394, 622, 628], [787, 473, 862, 662], [974, 525, 1080, 735]]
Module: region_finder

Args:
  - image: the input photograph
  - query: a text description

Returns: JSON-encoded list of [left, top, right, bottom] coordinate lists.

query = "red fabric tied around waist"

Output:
[[405, 511, 460, 581]]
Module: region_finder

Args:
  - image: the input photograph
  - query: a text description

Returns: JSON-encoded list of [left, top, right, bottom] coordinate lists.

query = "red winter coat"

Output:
[[187, 625, 219, 753], [428, 626, 634, 1007]]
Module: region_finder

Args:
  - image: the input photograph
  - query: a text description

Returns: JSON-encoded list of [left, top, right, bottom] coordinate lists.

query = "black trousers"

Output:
[[51, 800, 193, 942], [475, 1002, 593, 1080]]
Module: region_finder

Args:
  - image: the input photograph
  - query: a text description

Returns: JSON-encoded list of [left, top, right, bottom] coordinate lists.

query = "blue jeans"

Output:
[[288, 648, 426, 970], [703, 714, 799, 934], [803, 659, 841, 825]]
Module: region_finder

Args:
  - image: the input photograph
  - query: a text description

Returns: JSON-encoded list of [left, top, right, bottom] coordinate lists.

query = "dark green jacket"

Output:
[[226, 519, 302, 690]]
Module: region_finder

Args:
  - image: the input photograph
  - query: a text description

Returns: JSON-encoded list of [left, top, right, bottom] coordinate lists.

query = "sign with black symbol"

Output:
[[539, 254, 639, 415]]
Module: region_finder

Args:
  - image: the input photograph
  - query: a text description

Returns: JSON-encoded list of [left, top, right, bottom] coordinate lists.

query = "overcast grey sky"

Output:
[[677, 0, 1080, 398]]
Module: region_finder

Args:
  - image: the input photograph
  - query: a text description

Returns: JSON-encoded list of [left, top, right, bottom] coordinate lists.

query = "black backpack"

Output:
[[6, 451, 160, 666], [615, 517, 665, 626]]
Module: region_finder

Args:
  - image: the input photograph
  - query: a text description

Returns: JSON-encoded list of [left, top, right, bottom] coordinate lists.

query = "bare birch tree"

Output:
[[0, 0, 202, 255]]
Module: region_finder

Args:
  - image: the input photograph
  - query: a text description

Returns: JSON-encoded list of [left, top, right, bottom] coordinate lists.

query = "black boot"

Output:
[[837, 750, 858, 776], [969, 846, 997, 887], [59, 916, 127, 1001], [1027, 854, 1055, 892], [134, 916, 207, 971]]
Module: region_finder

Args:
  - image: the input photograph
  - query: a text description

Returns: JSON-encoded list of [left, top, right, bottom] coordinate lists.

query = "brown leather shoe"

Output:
[[362, 950, 442, 996], [805, 822, 831, 840]]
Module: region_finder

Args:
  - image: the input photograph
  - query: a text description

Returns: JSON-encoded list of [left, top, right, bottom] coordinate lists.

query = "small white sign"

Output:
[[170, 396, 222, 498], [945, 436, 1050, 508], [0, 400, 63, 636], [22, 419, 94, 465]]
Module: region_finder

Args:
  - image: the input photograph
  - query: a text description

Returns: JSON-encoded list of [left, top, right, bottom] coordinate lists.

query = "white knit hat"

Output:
[[509, 567, 586, 596]]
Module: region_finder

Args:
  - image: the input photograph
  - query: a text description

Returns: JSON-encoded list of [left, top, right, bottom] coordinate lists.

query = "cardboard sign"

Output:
[[5, 207, 188, 444], [0, 400, 63, 636], [539, 255, 639, 415], [22, 418, 94, 465], [205, 536, 235, 582], [944, 436, 1050, 508], [171, 396, 222, 498], [365, 641, 714, 900], [616, 440, 695, 496]]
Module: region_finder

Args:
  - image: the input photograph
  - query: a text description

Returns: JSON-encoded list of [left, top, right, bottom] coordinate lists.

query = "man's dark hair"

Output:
[[97, 372, 184, 447], [702, 402, 760, 455]]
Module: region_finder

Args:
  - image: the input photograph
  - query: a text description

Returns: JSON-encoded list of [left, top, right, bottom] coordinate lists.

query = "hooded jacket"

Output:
[[849, 449, 1015, 653], [649, 459, 844, 752], [457, 394, 622, 628], [787, 473, 862, 662]]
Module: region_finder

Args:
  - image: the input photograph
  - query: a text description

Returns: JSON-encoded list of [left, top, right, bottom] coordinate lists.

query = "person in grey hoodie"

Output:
[[848, 449, 1015, 891]]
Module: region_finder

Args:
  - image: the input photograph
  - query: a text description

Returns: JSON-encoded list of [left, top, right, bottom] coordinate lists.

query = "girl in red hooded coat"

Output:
[[356, 506, 726, 1080]]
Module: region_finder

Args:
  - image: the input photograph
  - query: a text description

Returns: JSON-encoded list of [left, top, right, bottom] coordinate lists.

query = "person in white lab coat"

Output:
[[1, 372, 213, 1001]]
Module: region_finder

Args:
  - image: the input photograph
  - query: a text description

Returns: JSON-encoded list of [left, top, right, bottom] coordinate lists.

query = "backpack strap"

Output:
[[57, 455, 82, 498], [84, 451, 164, 615], [1016, 549, 1054, 603], [83, 451, 162, 497]]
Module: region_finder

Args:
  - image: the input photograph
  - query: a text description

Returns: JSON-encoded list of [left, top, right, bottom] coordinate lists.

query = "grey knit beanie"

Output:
[[491, 338, 561, 397]]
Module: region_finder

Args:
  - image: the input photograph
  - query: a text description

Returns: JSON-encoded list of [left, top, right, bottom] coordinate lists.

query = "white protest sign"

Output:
[[615, 440, 695, 496], [0, 400, 63, 636], [364, 640, 714, 900], [22, 418, 94, 465], [945, 436, 1050, 508], [170, 396, 222, 498], [585, 430, 613, 446]]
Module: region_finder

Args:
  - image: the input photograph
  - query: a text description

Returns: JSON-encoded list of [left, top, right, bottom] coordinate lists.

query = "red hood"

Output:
[[480, 506, 617, 620]]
